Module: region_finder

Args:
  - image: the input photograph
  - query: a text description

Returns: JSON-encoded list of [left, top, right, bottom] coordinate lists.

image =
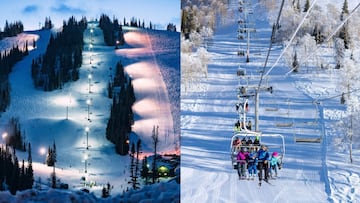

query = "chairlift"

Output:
[[230, 132, 285, 171], [237, 51, 245, 56], [230, 100, 286, 170], [237, 67, 246, 76]]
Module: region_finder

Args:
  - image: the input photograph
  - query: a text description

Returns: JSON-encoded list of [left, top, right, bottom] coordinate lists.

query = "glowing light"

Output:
[[85, 126, 90, 132], [39, 147, 46, 155], [53, 95, 77, 107], [86, 99, 91, 105], [2, 132, 7, 139]]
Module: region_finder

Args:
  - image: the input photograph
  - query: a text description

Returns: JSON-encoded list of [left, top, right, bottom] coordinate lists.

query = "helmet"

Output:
[[272, 152, 278, 157]]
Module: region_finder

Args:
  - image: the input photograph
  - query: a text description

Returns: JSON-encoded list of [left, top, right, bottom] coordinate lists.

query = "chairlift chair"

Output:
[[230, 131, 285, 170]]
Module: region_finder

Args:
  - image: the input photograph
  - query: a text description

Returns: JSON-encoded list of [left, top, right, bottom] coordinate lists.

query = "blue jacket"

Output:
[[257, 149, 269, 161], [247, 152, 258, 165]]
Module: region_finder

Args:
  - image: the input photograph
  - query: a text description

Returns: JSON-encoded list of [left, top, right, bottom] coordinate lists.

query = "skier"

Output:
[[247, 120, 252, 130], [257, 145, 269, 186], [246, 137, 253, 145], [241, 137, 247, 145], [247, 149, 257, 180], [234, 121, 241, 133], [232, 137, 240, 146], [269, 151, 282, 178], [253, 136, 260, 146], [237, 147, 249, 179]]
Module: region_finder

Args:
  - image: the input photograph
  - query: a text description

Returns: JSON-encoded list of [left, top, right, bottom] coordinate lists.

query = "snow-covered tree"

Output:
[[303, 0, 310, 12], [337, 57, 360, 163], [151, 126, 159, 184], [340, 0, 349, 21]]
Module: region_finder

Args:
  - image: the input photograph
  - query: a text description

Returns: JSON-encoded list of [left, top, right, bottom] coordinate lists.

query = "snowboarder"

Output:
[[257, 145, 270, 185]]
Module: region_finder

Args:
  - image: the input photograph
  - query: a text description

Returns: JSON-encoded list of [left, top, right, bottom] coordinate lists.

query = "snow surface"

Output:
[[0, 21, 179, 201], [181, 1, 360, 203]]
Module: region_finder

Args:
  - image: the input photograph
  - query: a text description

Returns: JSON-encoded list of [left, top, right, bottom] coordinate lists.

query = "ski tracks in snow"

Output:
[[328, 162, 360, 202]]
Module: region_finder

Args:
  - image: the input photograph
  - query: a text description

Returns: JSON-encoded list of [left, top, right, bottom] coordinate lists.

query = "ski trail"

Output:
[[317, 102, 332, 200], [120, 28, 175, 153]]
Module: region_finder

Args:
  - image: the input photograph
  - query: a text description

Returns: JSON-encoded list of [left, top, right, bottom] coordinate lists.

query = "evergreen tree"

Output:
[[151, 126, 159, 184], [46, 142, 57, 167], [26, 143, 34, 189], [129, 143, 136, 189], [50, 171, 57, 188], [9, 156, 19, 195], [339, 25, 350, 49], [32, 38, 36, 49], [141, 156, 149, 184], [19, 160, 26, 190], [292, 51, 299, 72], [303, 0, 310, 12], [102, 182, 112, 198], [340, 0, 349, 21], [134, 139, 141, 188]]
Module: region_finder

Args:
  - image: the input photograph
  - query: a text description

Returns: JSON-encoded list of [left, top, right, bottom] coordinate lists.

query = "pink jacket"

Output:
[[237, 151, 249, 164]]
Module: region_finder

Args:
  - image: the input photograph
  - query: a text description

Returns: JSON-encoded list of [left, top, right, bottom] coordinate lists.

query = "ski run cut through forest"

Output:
[[0, 16, 180, 202]]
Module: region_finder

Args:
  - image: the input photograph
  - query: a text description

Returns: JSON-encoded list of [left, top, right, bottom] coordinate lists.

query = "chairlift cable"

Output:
[[257, 0, 285, 89], [262, 0, 319, 79], [314, 88, 360, 103]]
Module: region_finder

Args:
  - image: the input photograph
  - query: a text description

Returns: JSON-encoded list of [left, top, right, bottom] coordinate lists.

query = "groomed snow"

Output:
[[0, 20, 179, 200], [181, 1, 360, 202]]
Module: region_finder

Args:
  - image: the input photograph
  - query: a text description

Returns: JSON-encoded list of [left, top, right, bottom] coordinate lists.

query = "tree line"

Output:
[[99, 14, 125, 47], [0, 143, 34, 195], [31, 16, 87, 91], [0, 21, 24, 40], [106, 61, 135, 155], [0, 43, 29, 112]]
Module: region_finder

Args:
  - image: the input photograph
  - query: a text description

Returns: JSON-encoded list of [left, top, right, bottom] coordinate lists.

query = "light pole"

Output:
[[86, 99, 91, 121], [88, 74, 92, 93], [90, 28, 93, 43], [85, 126, 90, 150], [84, 154, 88, 173], [89, 44, 93, 64]]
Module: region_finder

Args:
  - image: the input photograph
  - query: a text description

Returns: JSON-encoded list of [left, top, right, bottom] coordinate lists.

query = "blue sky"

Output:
[[0, 0, 180, 31]]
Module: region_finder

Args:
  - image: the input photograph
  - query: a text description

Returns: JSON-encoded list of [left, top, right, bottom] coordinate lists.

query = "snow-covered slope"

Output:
[[0, 21, 179, 199], [181, 1, 360, 202]]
